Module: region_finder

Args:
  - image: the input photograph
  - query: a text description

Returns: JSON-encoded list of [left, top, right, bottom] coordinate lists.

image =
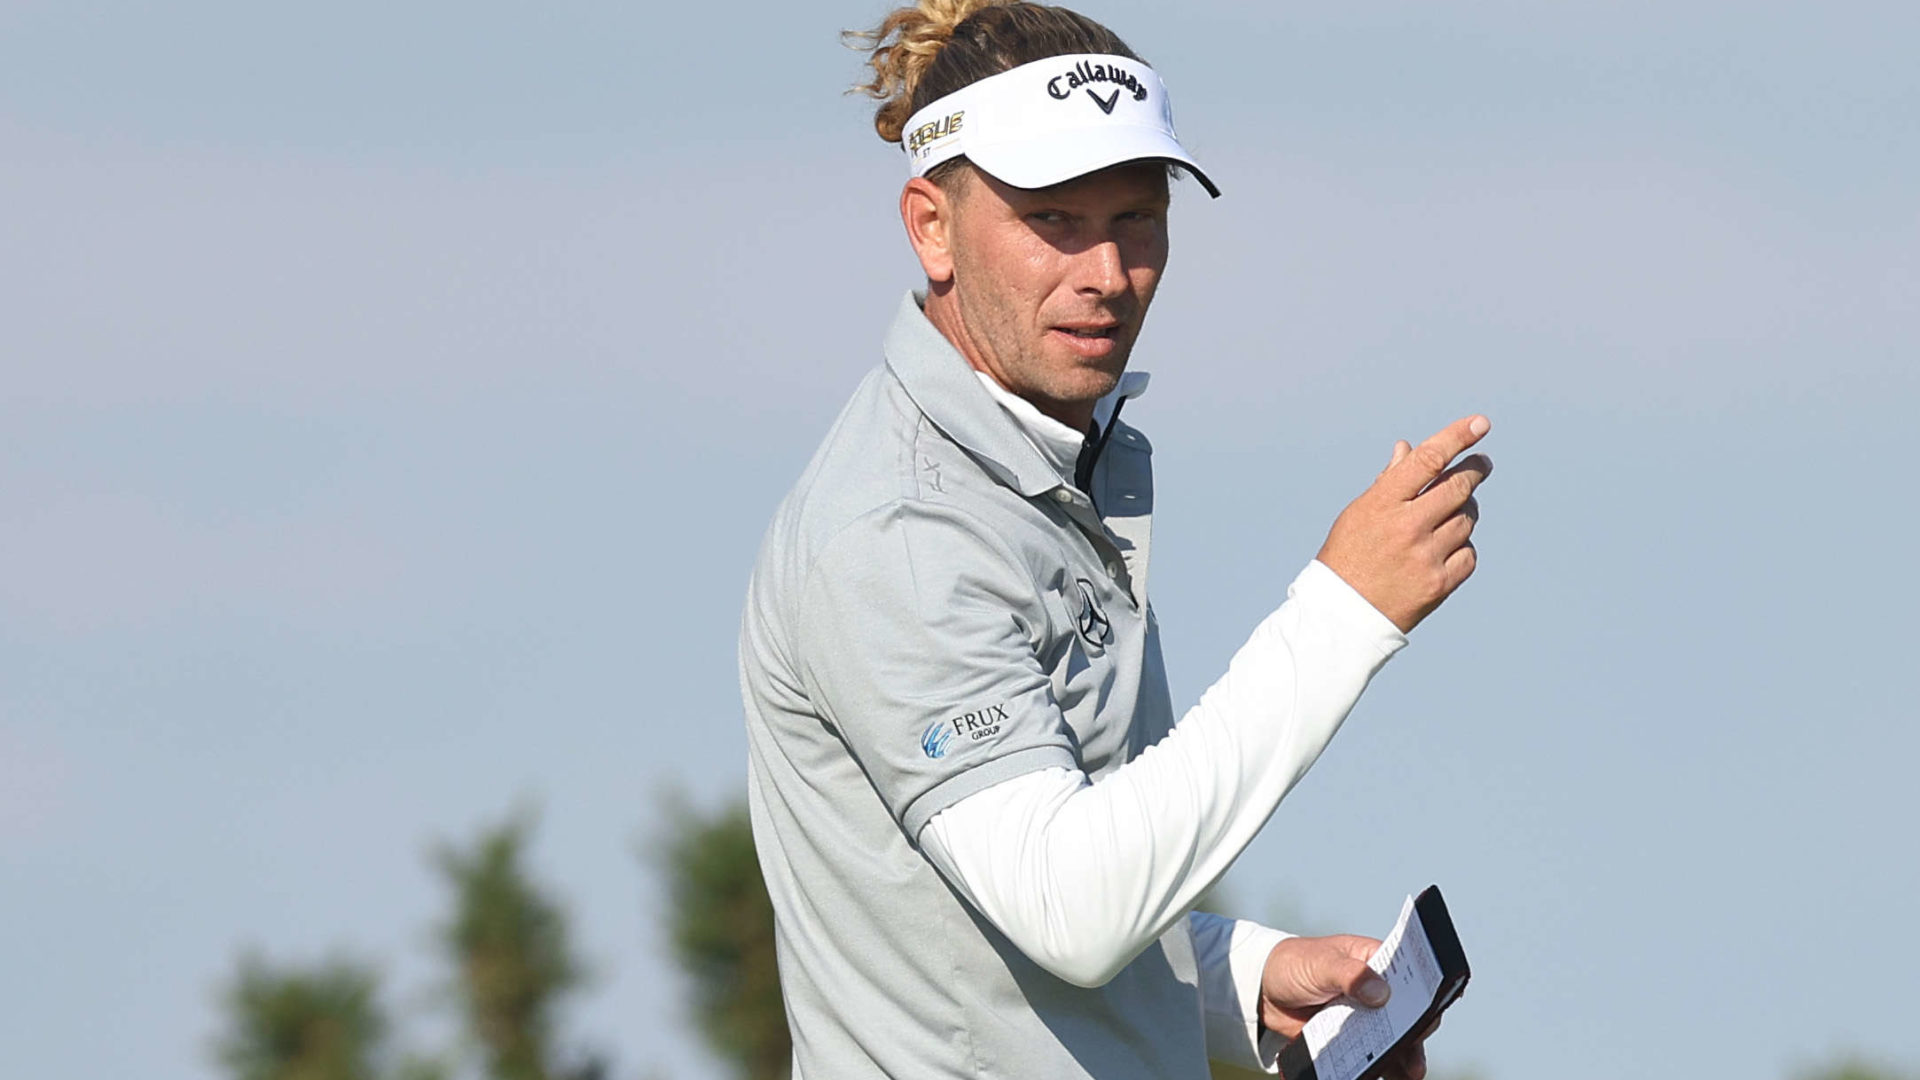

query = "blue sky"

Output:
[[3, 3, 1917, 1079]]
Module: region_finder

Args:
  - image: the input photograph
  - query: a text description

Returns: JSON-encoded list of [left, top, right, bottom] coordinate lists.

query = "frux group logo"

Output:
[[921, 719, 956, 759], [921, 702, 1012, 760]]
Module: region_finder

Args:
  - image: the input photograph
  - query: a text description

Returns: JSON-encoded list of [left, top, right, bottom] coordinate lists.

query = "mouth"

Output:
[[1048, 319, 1125, 358]]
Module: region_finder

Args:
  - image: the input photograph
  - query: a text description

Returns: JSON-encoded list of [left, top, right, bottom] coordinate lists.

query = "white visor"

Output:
[[900, 53, 1219, 198]]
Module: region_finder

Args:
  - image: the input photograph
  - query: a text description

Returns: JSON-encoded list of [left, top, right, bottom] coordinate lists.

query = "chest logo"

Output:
[[1075, 578, 1112, 646]]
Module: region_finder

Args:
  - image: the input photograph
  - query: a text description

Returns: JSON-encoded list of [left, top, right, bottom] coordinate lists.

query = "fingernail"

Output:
[[1468, 416, 1490, 437], [1357, 977, 1390, 1007]]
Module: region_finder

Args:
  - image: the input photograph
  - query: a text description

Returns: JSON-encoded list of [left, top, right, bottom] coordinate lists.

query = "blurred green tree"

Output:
[[654, 797, 790, 1080], [212, 952, 390, 1080], [433, 810, 603, 1080], [214, 797, 1920, 1080], [1798, 1062, 1916, 1080]]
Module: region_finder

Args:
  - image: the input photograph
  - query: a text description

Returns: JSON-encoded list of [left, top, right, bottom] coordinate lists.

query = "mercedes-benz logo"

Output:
[[1075, 578, 1112, 646]]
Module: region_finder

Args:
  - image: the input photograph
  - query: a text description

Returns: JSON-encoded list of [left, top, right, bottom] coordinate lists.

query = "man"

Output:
[[739, 4, 1491, 1076]]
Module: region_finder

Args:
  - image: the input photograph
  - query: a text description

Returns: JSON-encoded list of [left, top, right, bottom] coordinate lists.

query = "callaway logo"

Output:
[[1046, 60, 1149, 107], [1074, 578, 1112, 646], [923, 703, 1012, 759]]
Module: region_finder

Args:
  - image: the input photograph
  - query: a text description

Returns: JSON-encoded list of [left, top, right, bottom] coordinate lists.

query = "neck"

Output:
[[923, 284, 1097, 433]]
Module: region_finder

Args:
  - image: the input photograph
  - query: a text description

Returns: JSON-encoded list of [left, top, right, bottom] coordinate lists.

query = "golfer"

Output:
[[739, 2, 1492, 1076]]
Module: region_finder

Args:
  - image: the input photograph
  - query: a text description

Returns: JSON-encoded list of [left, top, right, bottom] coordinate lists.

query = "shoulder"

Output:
[[771, 363, 1055, 578], [786, 487, 1060, 705], [751, 365, 1052, 615], [805, 497, 1039, 611]]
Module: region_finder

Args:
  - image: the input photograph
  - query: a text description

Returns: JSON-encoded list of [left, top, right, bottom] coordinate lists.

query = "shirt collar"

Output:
[[973, 371, 1084, 480], [975, 370, 1153, 487], [883, 291, 1151, 496], [1095, 370, 1152, 430], [882, 291, 1052, 497]]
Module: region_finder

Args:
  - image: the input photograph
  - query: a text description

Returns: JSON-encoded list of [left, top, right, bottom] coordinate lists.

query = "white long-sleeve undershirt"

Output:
[[929, 369, 1406, 1067], [917, 559, 1405, 1068]]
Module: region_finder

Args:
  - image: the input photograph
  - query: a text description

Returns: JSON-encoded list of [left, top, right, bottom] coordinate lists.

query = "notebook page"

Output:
[[1298, 895, 1444, 1080]]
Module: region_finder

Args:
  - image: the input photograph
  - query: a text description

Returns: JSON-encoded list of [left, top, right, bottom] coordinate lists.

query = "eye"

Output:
[[1026, 210, 1070, 225]]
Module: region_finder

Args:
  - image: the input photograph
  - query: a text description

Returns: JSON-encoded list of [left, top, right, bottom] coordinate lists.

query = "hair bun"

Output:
[[846, 0, 1018, 143]]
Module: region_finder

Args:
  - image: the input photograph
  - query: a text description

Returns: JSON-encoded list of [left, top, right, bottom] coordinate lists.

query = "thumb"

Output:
[[1275, 937, 1392, 1009], [1318, 954, 1391, 1009], [1260, 936, 1394, 1038]]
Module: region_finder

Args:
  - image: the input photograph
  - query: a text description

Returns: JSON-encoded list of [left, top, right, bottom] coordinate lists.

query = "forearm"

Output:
[[1191, 910, 1295, 1070], [919, 559, 1404, 987]]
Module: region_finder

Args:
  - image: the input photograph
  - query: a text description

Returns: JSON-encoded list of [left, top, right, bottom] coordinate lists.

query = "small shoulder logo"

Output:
[[921, 719, 956, 760], [1075, 578, 1112, 646], [923, 702, 1012, 759]]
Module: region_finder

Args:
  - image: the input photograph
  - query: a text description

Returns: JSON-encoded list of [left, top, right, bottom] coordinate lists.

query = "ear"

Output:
[[900, 176, 958, 284]]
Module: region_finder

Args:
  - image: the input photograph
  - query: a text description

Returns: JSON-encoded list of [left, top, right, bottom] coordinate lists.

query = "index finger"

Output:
[[1381, 415, 1491, 501]]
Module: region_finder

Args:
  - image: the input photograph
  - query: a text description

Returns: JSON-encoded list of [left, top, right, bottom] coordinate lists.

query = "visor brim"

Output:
[[965, 126, 1221, 199]]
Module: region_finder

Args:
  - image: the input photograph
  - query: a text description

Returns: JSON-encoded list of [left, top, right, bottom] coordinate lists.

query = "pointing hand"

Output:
[[1315, 415, 1493, 633]]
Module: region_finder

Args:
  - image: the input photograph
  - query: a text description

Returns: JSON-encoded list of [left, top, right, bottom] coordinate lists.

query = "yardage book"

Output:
[[1277, 886, 1471, 1080]]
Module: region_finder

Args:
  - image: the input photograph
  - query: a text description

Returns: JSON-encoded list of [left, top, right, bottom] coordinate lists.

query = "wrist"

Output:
[[1295, 560, 1411, 656]]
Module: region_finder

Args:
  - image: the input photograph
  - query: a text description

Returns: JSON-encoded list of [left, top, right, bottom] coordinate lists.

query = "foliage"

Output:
[[1798, 1061, 1917, 1080], [1192, 879, 1234, 919], [210, 795, 1920, 1080], [212, 810, 599, 1080], [653, 797, 790, 1080], [432, 810, 597, 1080], [213, 952, 388, 1080]]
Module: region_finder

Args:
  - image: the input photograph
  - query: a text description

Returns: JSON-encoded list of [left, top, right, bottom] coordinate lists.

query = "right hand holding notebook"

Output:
[[1260, 935, 1435, 1080]]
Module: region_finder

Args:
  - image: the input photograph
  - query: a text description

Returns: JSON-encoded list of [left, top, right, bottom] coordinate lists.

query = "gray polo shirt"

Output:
[[740, 292, 1206, 1078]]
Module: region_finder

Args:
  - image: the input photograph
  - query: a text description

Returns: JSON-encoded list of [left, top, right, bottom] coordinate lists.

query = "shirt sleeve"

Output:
[[794, 501, 1080, 837], [923, 772, 1296, 1068], [914, 558, 1405, 988], [1190, 911, 1295, 1072]]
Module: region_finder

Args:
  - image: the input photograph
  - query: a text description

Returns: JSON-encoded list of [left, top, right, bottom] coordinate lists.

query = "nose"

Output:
[[1074, 239, 1128, 300]]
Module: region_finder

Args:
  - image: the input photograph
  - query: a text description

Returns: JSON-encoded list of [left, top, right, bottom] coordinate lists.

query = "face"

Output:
[[906, 161, 1171, 429]]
